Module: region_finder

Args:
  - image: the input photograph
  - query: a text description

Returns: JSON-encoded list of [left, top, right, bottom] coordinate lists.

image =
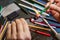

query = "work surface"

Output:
[[1, 2, 52, 40], [1, 0, 59, 40]]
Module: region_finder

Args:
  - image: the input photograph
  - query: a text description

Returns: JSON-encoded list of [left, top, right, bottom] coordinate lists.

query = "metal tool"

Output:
[[34, 8, 60, 40]]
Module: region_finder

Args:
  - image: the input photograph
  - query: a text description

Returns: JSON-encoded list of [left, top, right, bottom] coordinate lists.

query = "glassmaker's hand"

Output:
[[6, 18, 31, 40], [46, 0, 60, 22]]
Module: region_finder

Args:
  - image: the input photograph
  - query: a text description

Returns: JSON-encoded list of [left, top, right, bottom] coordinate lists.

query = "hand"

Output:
[[46, 0, 60, 23], [6, 18, 31, 40]]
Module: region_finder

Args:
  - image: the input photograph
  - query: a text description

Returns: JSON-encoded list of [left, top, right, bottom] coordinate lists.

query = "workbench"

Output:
[[0, 0, 58, 40]]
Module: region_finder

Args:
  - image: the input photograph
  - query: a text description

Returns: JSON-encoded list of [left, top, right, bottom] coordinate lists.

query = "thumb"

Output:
[[50, 4, 60, 13], [45, 0, 54, 7]]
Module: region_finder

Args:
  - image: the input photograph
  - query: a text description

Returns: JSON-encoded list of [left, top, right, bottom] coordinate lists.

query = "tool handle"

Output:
[[56, 33, 60, 40]]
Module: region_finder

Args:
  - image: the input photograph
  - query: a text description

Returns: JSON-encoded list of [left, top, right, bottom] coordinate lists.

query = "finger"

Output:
[[20, 18, 31, 40], [46, 8, 50, 13], [50, 4, 60, 12], [49, 0, 54, 3], [56, 2, 60, 7], [55, 0, 60, 3], [11, 21, 17, 40], [45, 0, 54, 7], [15, 19, 25, 40], [6, 23, 11, 40], [50, 10, 60, 22]]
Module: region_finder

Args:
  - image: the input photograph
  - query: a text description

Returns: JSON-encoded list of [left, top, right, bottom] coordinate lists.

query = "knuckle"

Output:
[[19, 38, 24, 40], [17, 34, 25, 40], [15, 19, 20, 22], [20, 18, 26, 22], [26, 36, 31, 40], [11, 21, 15, 25], [7, 23, 11, 27], [20, 18, 24, 20], [15, 19, 21, 24], [18, 37, 24, 40], [12, 35, 17, 40]]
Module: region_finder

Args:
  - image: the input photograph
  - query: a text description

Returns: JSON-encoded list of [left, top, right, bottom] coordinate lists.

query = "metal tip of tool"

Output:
[[56, 33, 60, 40]]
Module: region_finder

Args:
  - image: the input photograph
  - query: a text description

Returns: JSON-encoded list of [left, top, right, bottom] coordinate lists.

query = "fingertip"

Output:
[[7, 23, 11, 28], [20, 18, 25, 20], [20, 18, 28, 25], [15, 19, 21, 24], [46, 9, 50, 13], [11, 21, 16, 25], [45, 2, 50, 8], [20, 18, 25, 21], [49, 4, 54, 10], [15, 19, 19, 22], [50, 10, 56, 15]]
